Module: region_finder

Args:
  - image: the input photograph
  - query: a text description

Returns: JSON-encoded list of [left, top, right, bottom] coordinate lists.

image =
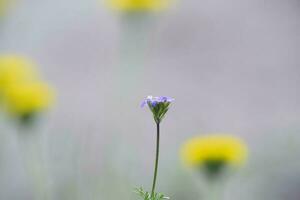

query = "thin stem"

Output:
[[151, 122, 160, 197], [207, 180, 223, 200]]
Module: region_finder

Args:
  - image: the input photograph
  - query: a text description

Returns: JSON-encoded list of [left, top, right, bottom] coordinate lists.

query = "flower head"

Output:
[[3, 82, 55, 119], [180, 134, 248, 176], [107, 0, 170, 12], [0, 55, 55, 125], [0, 55, 39, 92], [141, 96, 174, 124], [141, 96, 174, 107]]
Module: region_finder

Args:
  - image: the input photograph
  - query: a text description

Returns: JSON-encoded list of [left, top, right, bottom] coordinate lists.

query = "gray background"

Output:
[[0, 0, 300, 199]]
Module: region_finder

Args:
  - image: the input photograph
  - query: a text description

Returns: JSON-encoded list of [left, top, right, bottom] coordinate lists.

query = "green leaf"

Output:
[[134, 187, 170, 200]]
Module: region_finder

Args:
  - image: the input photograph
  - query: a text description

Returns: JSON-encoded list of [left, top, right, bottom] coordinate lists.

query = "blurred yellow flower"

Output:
[[107, 0, 170, 12], [3, 82, 55, 116], [0, 56, 38, 91], [180, 134, 248, 169]]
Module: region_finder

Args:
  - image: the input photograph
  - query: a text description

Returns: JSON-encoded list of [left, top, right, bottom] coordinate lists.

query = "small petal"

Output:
[[140, 100, 147, 108], [151, 101, 158, 107], [141, 96, 154, 108], [158, 96, 174, 103]]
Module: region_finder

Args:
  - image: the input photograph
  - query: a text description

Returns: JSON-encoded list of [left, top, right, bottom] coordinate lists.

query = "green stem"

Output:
[[208, 181, 222, 200], [151, 122, 160, 197]]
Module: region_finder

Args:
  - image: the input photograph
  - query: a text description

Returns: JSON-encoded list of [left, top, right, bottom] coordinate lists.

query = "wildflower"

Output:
[[0, 55, 55, 124], [137, 96, 174, 200], [3, 82, 55, 120], [181, 134, 248, 176], [141, 96, 174, 124], [0, 55, 38, 92], [107, 0, 170, 12]]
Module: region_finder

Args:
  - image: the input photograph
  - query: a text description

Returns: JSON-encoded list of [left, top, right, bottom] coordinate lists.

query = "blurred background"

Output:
[[0, 0, 300, 199]]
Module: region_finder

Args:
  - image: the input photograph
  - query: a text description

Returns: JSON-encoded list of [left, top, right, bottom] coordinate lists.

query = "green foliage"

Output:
[[134, 187, 170, 200], [148, 102, 170, 124]]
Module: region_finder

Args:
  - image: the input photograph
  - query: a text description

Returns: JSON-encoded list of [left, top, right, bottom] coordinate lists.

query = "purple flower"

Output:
[[141, 96, 174, 108], [141, 96, 174, 123], [157, 96, 175, 103]]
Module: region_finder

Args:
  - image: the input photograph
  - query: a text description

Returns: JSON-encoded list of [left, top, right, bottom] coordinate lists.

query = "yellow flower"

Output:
[[107, 0, 170, 12], [3, 82, 55, 116], [180, 134, 248, 169], [0, 55, 39, 91]]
